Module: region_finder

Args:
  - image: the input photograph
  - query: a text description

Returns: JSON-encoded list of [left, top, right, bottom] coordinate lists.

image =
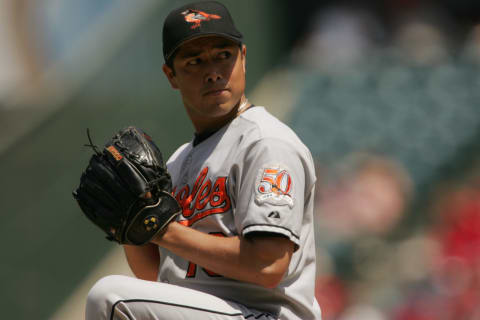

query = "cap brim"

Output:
[[165, 32, 242, 62]]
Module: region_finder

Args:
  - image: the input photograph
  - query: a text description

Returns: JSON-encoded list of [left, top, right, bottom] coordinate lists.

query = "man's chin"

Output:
[[204, 92, 232, 106], [202, 98, 232, 112]]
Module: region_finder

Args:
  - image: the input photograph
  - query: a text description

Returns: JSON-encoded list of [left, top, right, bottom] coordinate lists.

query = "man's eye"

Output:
[[218, 51, 231, 59], [187, 58, 201, 65]]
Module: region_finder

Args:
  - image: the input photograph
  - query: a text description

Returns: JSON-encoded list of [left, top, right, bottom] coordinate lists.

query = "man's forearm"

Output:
[[152, 222, 293, 288], [123, 243, 160, 281]]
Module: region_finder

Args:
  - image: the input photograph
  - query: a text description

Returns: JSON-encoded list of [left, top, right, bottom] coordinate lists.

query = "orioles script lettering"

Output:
[[173, 167, 231, 226]]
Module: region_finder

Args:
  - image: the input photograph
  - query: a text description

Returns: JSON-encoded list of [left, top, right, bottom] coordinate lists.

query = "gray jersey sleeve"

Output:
[[234, 137, 308, 248]]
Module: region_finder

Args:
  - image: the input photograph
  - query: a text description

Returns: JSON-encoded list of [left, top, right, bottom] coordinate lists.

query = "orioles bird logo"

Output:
[[181, 9, 221, 29]]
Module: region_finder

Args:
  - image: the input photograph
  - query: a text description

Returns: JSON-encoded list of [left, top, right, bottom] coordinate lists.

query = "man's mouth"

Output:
[[204, 88, 229, 96]]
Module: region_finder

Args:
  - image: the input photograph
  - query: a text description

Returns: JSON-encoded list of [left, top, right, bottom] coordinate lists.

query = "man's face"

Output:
[[163, 36, 246, 131]]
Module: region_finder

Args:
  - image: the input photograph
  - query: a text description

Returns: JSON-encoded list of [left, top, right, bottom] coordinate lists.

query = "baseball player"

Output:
[[85, 1, 321, 319]]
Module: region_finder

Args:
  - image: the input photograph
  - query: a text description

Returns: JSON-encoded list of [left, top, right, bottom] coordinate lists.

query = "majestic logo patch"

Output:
[[268, 211, 281, 219], [181, 9, 221, 29], [256, 166, 294, 208]]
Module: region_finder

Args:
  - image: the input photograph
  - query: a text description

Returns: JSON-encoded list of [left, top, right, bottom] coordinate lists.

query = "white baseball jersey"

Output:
[[160, 106, 321, 320]]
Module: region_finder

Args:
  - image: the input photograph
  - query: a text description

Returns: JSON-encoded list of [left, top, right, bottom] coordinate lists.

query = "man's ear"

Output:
[[162, 64, 178, 89], [241, 44, 246, 73]]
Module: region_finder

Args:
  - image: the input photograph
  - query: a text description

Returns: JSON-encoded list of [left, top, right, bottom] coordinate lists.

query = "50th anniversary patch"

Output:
[[255, 165, 294, 208]]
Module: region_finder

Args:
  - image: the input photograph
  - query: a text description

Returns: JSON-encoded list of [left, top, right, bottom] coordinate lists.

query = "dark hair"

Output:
[[165, 53, 176, 74]]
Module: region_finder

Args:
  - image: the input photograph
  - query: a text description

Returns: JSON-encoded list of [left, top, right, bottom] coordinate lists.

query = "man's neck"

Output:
[[191, 96, 251, 134]]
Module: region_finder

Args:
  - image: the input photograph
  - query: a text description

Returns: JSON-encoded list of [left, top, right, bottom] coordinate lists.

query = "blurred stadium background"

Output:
[[1, 0, 480, 319]]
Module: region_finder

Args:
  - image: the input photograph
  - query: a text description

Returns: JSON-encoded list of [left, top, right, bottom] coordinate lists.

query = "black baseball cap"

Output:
[[162, 1, 243, 62]]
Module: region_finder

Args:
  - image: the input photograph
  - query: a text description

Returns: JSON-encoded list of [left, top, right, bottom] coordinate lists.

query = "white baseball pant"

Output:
[[86, 275, 275, 320]]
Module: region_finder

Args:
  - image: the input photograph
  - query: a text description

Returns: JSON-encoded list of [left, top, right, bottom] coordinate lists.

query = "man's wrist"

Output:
[[152, 221, 177, 245]]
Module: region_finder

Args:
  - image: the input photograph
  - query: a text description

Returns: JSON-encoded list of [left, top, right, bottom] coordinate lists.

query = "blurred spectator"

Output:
[[315, 152, 412, 241], [430, 185, 480, 318], [0, 0, 43, 103], [432, 185, 480, 269], [387, 4, 452, 66], [389, 20, 449, 66], [291, 5, 384, 71], [461, 24, 480, 63], [315, 275, 349, 320], [339, 304, 386, 320]]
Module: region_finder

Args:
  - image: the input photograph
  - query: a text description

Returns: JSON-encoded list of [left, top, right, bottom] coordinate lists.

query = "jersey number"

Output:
[[186, 232, 225, 278]]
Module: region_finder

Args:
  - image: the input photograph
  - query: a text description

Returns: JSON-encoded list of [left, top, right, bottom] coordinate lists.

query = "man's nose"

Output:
[[204, 59, 223, 83], [205, 70, 222, 83]]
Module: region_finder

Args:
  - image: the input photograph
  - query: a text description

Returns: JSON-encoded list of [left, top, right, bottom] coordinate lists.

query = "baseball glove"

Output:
[[73, 126, 181, 245]]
